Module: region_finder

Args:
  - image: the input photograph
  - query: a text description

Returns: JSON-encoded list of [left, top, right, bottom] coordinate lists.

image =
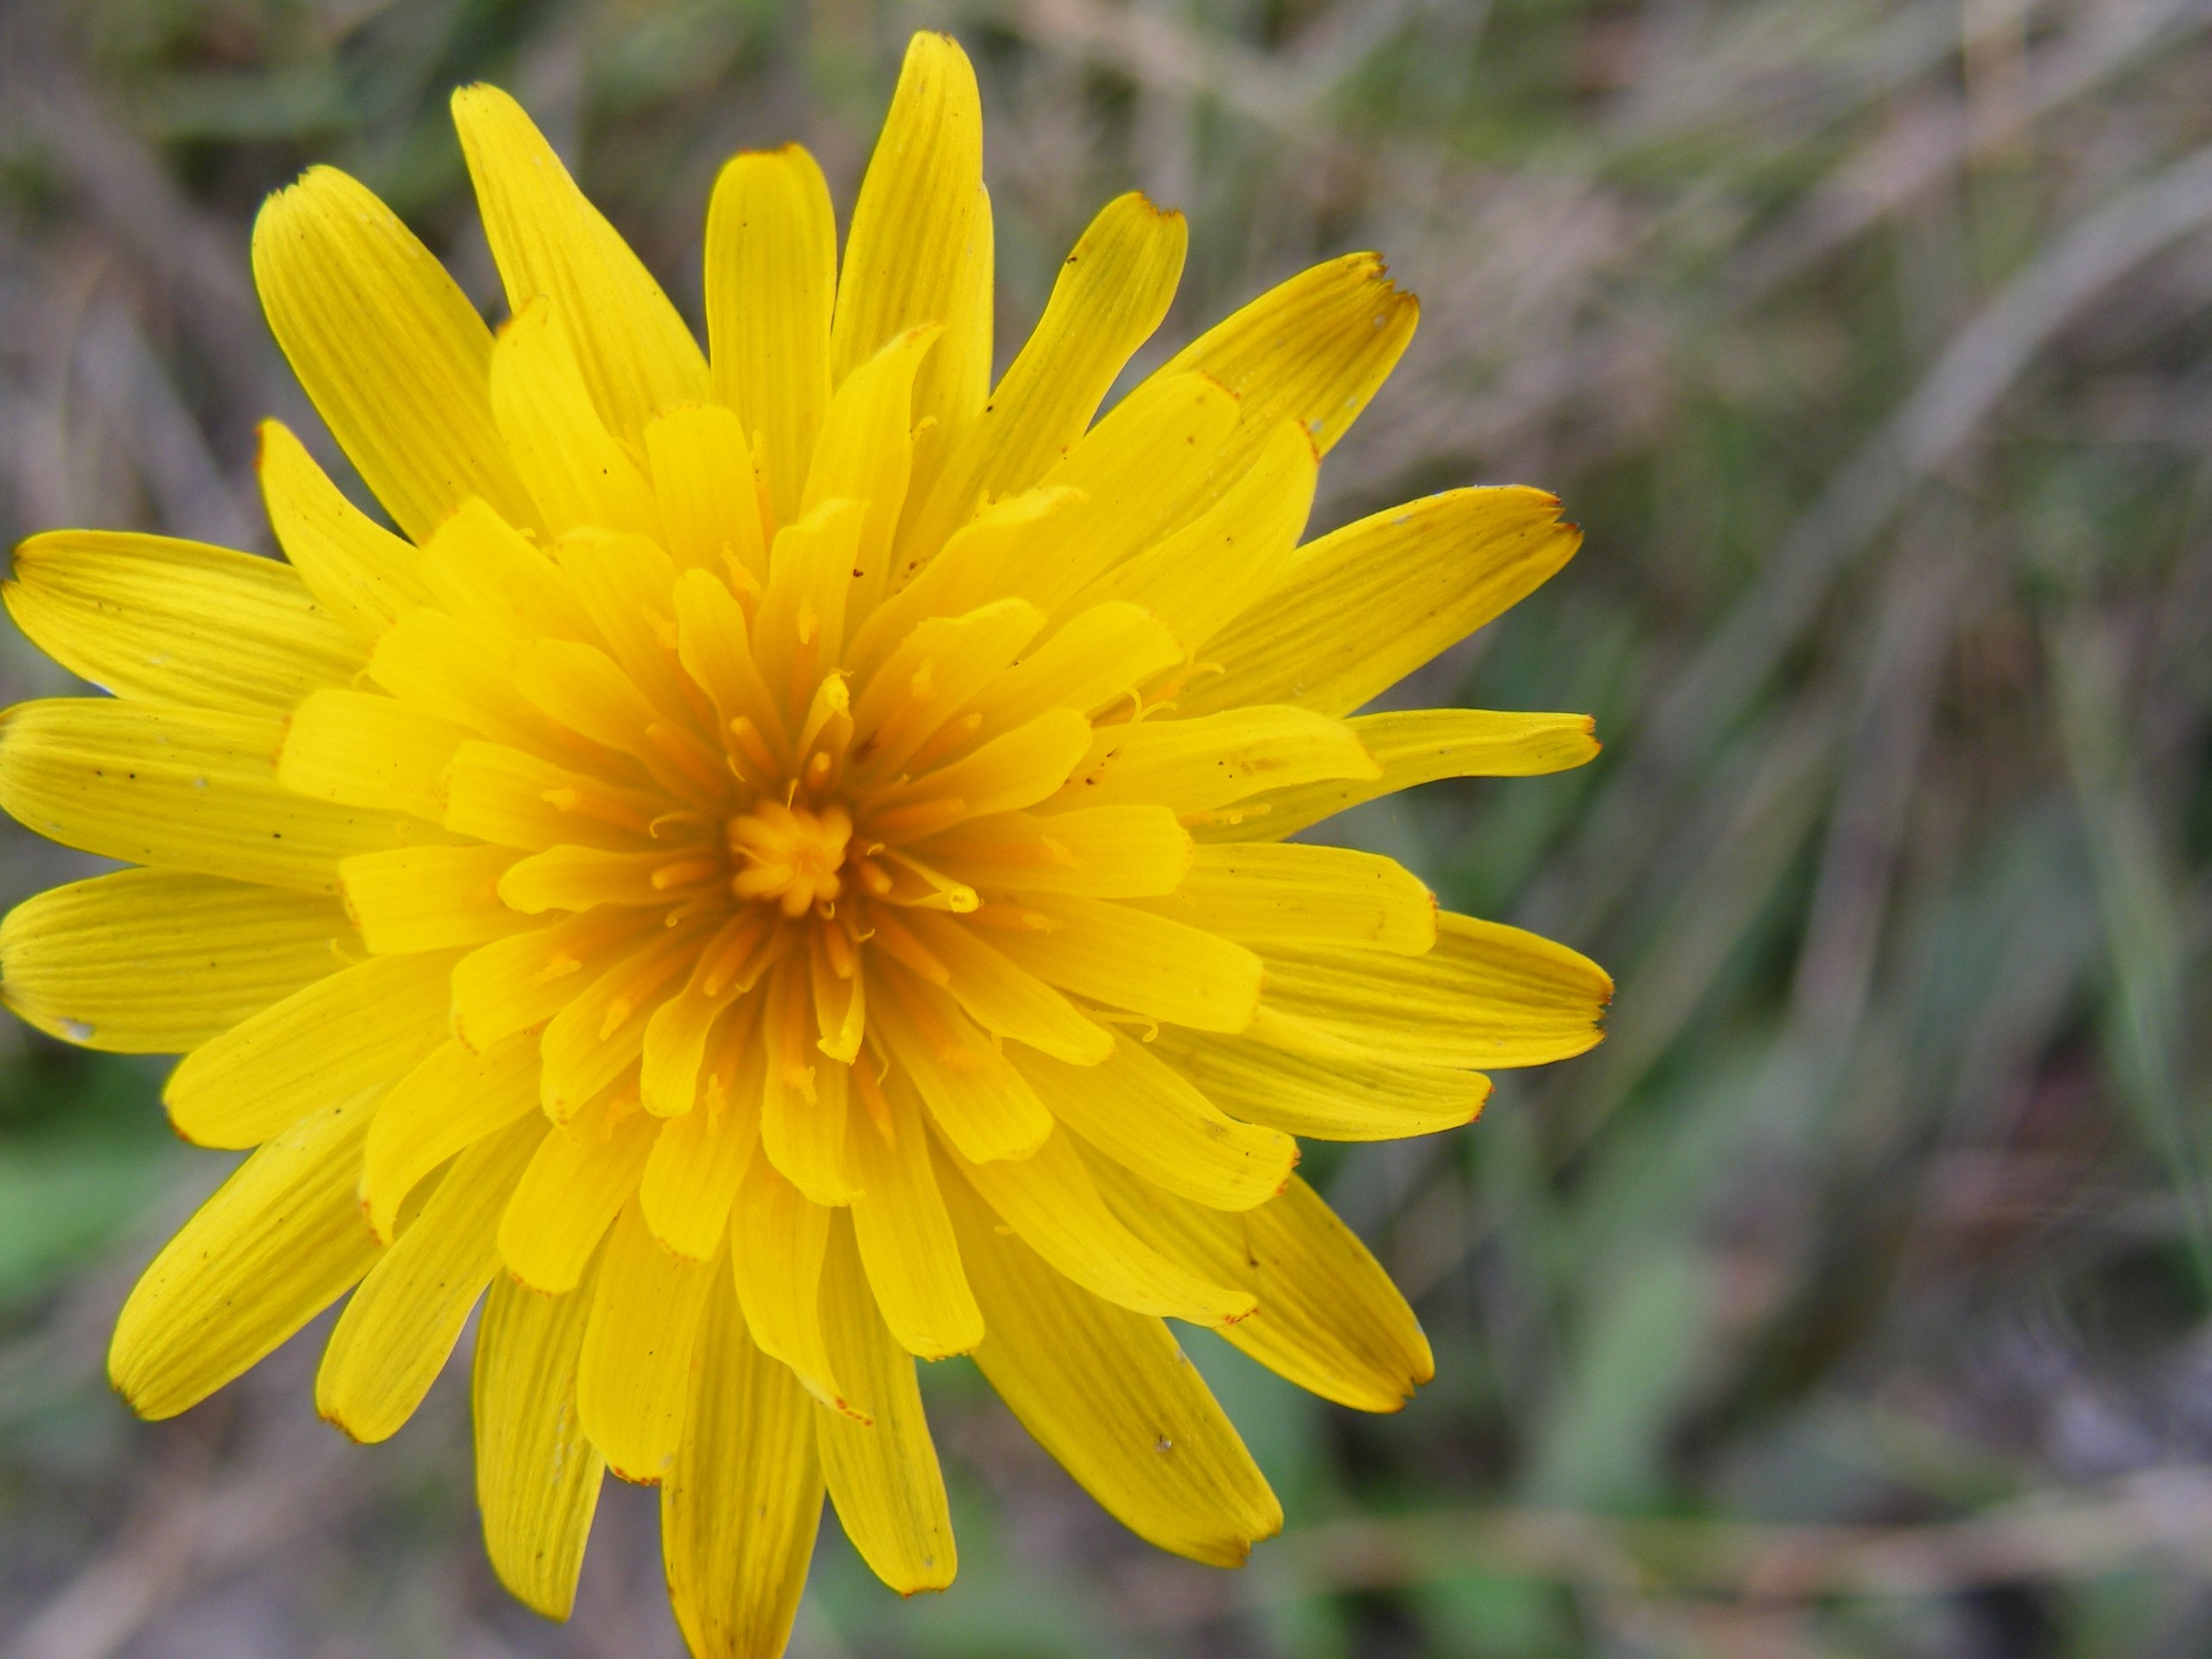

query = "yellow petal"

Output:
[[873, 969, 1052, 1164], [316, 1114, 541, 1441], [983, 893, 1261, 1033], [251, 166, 537, 540], [451, 84, 709, 442], [449, 910, 660, 1051], [2, 868, 349, 1057], [1094, 1163, 1434, 1414], [831, 35, 986, 450], [639, 955, 747, 1120], [879, 707, 1090, 823], [362, 1034, 542, 1241], [847, 1069, 981, 1359], [559, 529, 692, 721], [340, 844, 521, 954], [0, 699, 407, 893], [368, 608, 548, 748], [278, 690, 464, 821], [166, 947, 458, 1149], [1137, 843, 1436, 955], [1261, 912, 1612, 1069], [1084, 418, 1316, 652], [1052, 704, 1376, 817], [672, 566, 790, 759], [474, 1268, 605, 1620], [919, 804, 1192, 899], [899, 910, 1111, 1064], [1010, 1032, 1295, 1212], [1185, 486, 1583, 719], [5, 531, 365, 713], [1156, 1015, 1490, 1141], [906, 190, 1186, 559], [499, 1106, 657, 1294], [442, 740, 660, 854], [110, 1088, 381, 1420], [538, 924, 705, 1119], [256, 419, 429, 641], [663, 1277, 823, 1659], [848, 599, 1046, 785], [728, 1158, 867, 1421], [757, 958, 857, 1205], [1195, 708, 1601, 844], [938, 1127, 1253, 1327], [1154, 249, 1415, 463], [416, 494, 592, 645], [1017, 372, 1244, 612], [639, 1033, 761, 1260], [965, 602, 1183, 739], [578, 1201, 717, 1484], [703, 146, 836, 528], [489, 298, 663, 537], [804, 324, 939, 617], [645, 405, 768, 577], [942, 1169, 1280, 1564], [816, 1216, 956, 1594], [750, 499, 863, 720]]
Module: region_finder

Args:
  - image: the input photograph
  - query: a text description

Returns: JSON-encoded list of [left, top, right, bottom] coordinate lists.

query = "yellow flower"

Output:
[[0, 31, 1610, 1656]]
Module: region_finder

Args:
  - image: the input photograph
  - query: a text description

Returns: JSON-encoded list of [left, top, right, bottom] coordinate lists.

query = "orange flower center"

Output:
[[728, 799, 854, 918]]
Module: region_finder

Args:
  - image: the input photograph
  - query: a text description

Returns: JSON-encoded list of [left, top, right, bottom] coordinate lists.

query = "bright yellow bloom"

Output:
[[0, 32, 1609, 1656]]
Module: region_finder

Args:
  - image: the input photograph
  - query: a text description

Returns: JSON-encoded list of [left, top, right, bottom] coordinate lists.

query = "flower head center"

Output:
[[728, 799, 854, 918]]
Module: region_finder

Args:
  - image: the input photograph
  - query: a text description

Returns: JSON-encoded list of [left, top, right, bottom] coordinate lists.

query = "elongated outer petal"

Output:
[[1259, 912, 1612, 1069], [0, 700, 408, 893], [647, 405, 768, 577], [316, 1114, 541, 1442], [705, 146, 836, 528], [804, 324, 938, 616], [362, 1034, 542, 1241], [640, 1032, 762, 1259], [257, 420, 429, 640], [938, 1128, 1254, 1327], [341, 844, 519, 955], [942, 1168, 1281, 1566], [499, 1108, 658, 1295], [474, 1266, 605, 1620], [905, 190, 1186, 558], [1154, 249, 1415, 466], [730, 1158, 867, 1421], [1196, 708, 1600, 845], [279, 690, 464, 822], [1157, 1014, 1490, 1141], [452, 84, 709, 443], [831, 35, 987, 463], [816, 1217, 956, 1594], [663, 1278, 823, 1659], [1137, 843, 1436, 956], [1090, 1160, 1435, 1414], [1084, 417, 1317, 652], [1010, 1033, 1295, 1212], [490, 297, 662, 538], [5, 532, 365, 713], [899, 909, 1111, 1065], [578, 1202, 717, 1484], [166, 947, 458, 1149], [1, 869, 349, 1057], [1183, 486, 1583, 719], [251, 166, 537, 540], [873, 969, 1053, 1164], [1053, 705, 1377, 817], [920, 804, 1192, 899], [847, 1070, 982, 1359], [110, 1089, 381, 1420], [984, 893, 1262, 1034]]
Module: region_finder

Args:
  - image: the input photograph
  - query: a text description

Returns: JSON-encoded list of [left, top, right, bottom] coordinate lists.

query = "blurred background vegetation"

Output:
[[3, 0, 2212, 1654]]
